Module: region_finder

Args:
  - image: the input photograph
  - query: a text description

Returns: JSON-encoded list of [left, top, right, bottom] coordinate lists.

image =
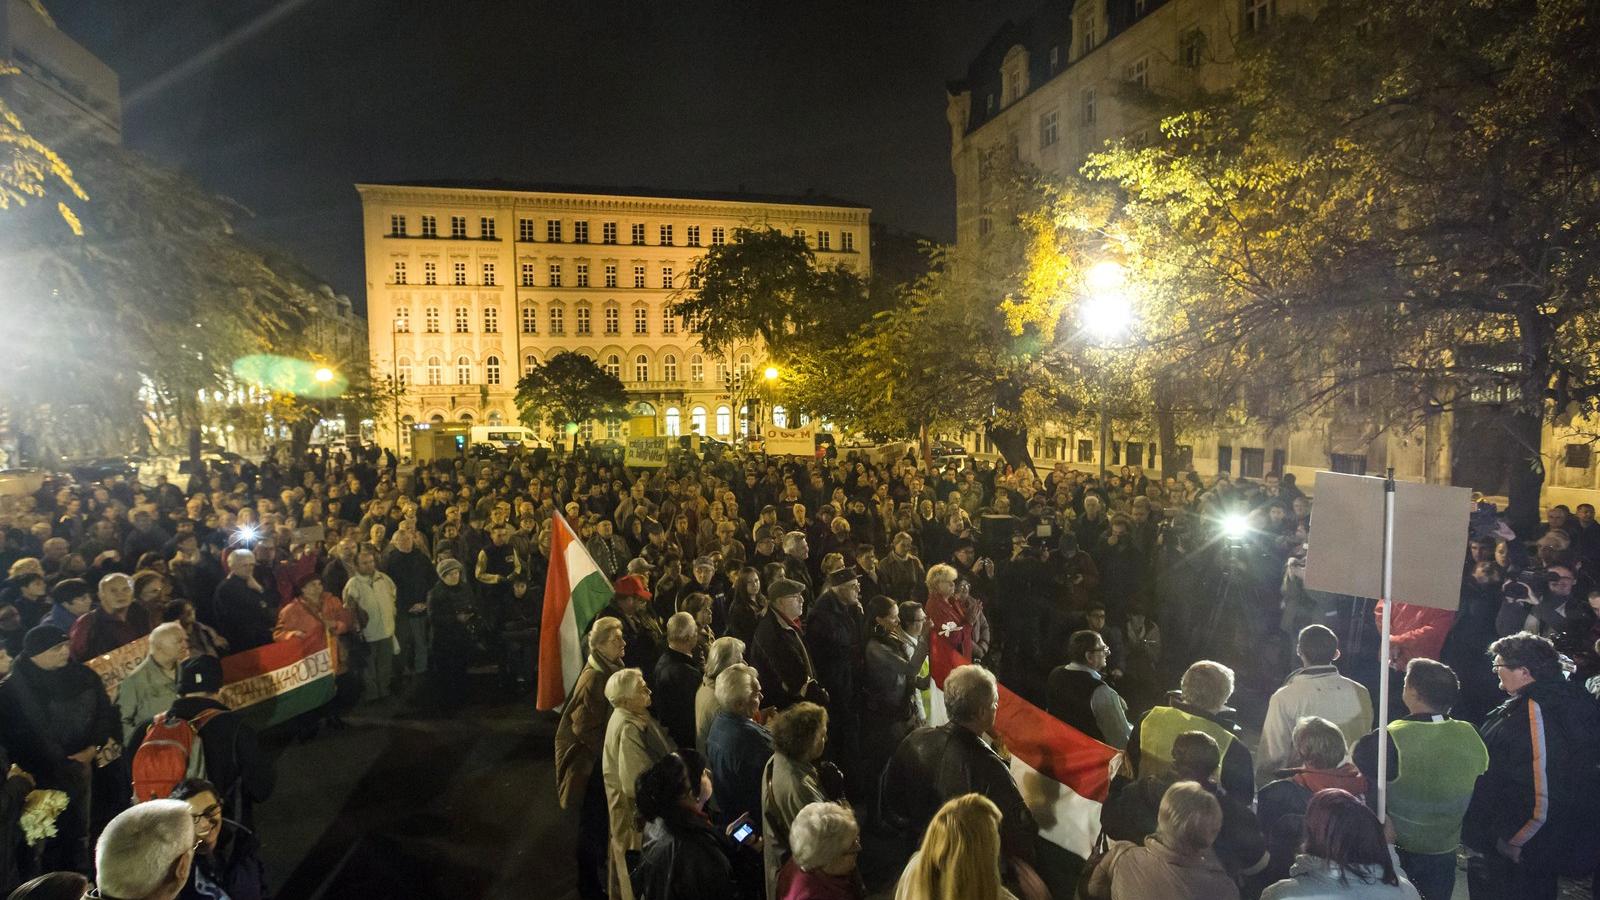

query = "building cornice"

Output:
[[356, 184, 871, 224]]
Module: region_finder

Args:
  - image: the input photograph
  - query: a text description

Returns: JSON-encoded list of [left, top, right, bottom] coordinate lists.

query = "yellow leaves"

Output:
[[56, 201, 81, 236]]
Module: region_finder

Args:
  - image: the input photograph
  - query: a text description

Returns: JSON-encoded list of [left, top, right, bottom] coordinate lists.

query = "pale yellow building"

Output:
[[357, 181, 870, 454]]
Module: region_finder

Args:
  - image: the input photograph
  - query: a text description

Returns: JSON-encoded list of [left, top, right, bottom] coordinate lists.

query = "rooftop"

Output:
[[357, 179, 870, 210]]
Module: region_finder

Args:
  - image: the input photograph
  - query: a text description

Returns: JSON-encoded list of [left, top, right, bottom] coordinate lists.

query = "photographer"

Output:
[[1496, 564, 1576, 640]]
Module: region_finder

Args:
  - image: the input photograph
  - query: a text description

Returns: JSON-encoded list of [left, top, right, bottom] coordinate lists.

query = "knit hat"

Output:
[[49, 578, 92, 605], [768, 578, 806, 602], [626, 557, 654, 575], [613, 574, 652, 600], [20, 625, 69, 658], [436, 558, 464, 579], [178, 655, 224, 694], [825, 568, 859, 588]]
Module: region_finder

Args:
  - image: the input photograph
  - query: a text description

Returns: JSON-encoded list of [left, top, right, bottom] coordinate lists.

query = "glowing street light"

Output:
[[314, 367, 335, 384], [1082, 259, 1133, 478], [763, 365, 780, 382]]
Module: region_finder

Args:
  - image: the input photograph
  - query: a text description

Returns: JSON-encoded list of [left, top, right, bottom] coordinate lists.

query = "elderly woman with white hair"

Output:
[[1126, 660, 1256, 799], [556, 616, 628, 900], [775, 801, 864, 900], [1084, 781, 1239, 900], [923, 563, 989, 660], [705, 663, 773, 834], [115, 621, 189, 742], [695, 636, 746, 756], [602, 667, 674, 900]]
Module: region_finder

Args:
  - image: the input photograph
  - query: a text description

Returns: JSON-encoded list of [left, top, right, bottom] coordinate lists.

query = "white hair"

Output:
[[925, 563, 958, 589], [99, 571, 132, 592], [587, 616, 623, 652], [226, 549, 255, 568], [603, 668, 647, 705], [148, 622, 187, 654], [95, 799, 195, 899], [782, 531, 808, 553], [714, 663, 760, 712], [943, 664, 997, 725], [1180, 660, 1236, 713], [666, 611, 698, 645], [789, 801, 858, 870], [702, 637, 746, 686]]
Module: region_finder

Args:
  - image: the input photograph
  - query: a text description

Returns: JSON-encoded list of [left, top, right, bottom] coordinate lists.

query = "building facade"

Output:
[[945, 0, 1600, 506], [357, 182, 870, 454], [0, 0, 121, 143]]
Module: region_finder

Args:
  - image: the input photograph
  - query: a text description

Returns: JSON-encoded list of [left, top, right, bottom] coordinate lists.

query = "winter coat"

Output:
[[1101, 776, 1267, 880], [706, 711, 773, 829], [882, 723, 1037, 863], [761, 752, 825, 899], [804, 592, 862, 714], [0, 656, 119, 787], [213, 575, 277, 651], [749, 608, 821, 709], [1085, 835, 1239, 900], [630, 816, 736, 900], [1258, 849, 1420, 900], [652, 649, 702, 750], [1256, 665, 1373, 784], [602, 708, 675, 852], [554, 653, 621, 809], [114, 655, 179, 743]]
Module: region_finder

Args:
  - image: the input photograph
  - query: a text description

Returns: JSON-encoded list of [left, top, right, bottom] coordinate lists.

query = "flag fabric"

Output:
[[537, 511, 615, 710], [926, 637, 1117, 858]]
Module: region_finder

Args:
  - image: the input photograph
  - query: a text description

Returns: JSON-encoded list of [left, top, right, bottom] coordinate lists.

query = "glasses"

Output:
[[1490, 662, 1522, 673]]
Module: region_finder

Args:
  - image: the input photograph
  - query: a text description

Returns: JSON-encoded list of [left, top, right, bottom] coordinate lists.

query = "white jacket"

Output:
[[1257, 665, 1373, 783], [343, 571, 398, 643]]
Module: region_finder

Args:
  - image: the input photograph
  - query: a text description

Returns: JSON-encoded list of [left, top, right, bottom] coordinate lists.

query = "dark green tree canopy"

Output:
[[513, 351, 630, 432]]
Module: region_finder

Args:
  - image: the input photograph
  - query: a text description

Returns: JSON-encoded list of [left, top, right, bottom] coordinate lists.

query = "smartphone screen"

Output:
[[732, 822, 755, 844]]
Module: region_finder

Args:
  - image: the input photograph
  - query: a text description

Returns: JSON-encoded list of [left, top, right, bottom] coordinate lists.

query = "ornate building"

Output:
[[357, 181, 870, 453]]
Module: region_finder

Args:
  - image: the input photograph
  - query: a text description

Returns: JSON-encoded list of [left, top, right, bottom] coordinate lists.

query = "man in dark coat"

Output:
[[748, 579, 823, 709], [129, 655, 275, 829], [652, 612, 703, 749], [779, 532, 815, 609], [805, 568, 864, 760], [212, 549, 276, 651]]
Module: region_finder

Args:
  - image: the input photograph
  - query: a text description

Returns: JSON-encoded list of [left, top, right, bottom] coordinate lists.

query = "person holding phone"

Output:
[[630, 751, 737, 899]]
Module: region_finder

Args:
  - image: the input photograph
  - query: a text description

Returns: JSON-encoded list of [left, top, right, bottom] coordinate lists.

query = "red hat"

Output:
[[613, 574, 652, 600]]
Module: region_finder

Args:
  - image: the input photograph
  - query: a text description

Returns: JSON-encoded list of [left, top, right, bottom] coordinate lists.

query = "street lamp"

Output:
[[314, 366, 335, 385], [1082, 260, 1132, 479], [763, 366, 780, 382]]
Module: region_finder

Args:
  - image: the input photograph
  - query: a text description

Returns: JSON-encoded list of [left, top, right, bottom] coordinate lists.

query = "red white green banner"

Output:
[[537, 511, 614, 710]]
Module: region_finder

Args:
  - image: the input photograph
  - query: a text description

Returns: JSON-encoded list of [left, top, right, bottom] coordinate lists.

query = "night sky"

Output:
[[46, 0, 1036, 310]]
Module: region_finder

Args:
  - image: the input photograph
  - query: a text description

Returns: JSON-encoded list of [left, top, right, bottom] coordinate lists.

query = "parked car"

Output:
[[930, 439, 970, 465], [62, 456, 139, 483]]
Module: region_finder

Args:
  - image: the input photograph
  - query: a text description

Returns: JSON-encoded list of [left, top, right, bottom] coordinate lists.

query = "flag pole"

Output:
[[1376, 467, 1396, 822]]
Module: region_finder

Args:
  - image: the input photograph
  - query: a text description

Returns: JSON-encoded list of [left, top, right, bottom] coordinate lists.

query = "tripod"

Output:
[[1199, 542, 1269, 673]]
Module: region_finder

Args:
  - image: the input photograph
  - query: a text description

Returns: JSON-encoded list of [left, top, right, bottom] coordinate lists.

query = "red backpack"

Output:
[[130, 709, 224, 802]]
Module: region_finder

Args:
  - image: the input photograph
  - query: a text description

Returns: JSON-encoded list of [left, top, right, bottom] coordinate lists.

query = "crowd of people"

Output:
[[0, 437, 1597, 899]]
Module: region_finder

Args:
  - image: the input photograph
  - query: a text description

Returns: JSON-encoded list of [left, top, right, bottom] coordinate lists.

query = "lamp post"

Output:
[[1081, 261, 1132, 480]]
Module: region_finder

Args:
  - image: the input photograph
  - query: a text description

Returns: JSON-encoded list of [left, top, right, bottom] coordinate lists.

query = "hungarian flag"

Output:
[[537, 511, 615, 710], [926, 637, 1118, 858]]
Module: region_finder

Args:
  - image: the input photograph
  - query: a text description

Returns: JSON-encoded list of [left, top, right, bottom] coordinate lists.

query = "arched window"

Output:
[[690, 355, 704, 382], [715, 405, 732, 436], [456, 356, 472, 385], [459, 412, 473, 423], [665, 407, 681, 436], [690, 406, 708, 434], [524, 353, 538, 376], [605, 354, 621, 378], [737, 353, 752, 380], [772, 405, 788, 428], [429, 413, 445, 425], [396, 357, 411, 387], [487, 410, 503, 424], [634, 353, 649, 382], [663, 354, 678, 382], [426, 357, 442, 385], [485, 355, 501, 385]]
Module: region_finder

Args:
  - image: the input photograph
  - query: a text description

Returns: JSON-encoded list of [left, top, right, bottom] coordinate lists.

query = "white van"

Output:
[[468, 425, 549, 451]]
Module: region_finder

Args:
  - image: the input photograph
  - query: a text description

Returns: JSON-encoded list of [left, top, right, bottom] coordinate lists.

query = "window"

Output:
[[524, 353, 538, 375], [686, 225, 700, 246], [575, 305, 591, 335], [394, 306, 410, 332], [631, 223, 646, 245], [521, 263, 536, 287], [1082, 87, 1097, 125], [841, 231, 854, 252], [633, 265, 646, 288], [659, 224, 673, 245], [661, 266, 673, 289], [1039, 110, 1059, 148], [605, 419, 622, 439], [634, 354, 649, 382], [662, 309, 676, 334], [737, 353, 752, 380], [987, 94, 995, 114], [663, 354, 678, 381], [549, 306, 564, 335], [1565, 444, 1594, 469], [549, 264, 562, 287], [602, 222, 617, 244], [521, 306, 537, 334], [576, 264, 590, 287], [715, 358, 728, 384], [1125, 442, 1145, 469], [483, 306, 499, 333], [421, 215, 437, 238], [573, 221, 589, 243], [604, 264, 617, 288], [711, 227, 726, 245], [480, 217, 496, 239], [665, 407, 681, 436], [454, 307, 470, 333], [1079, 439, 1094, 462], [1179, 28, 1205, 67], [519, 218, 535, 242], [715, 405, 732, 436], [604, 354, 620, 378], [453, 262, 467, 286], [425, 307, 440, 333], [1240, 447, 1265, 478], [546, 219, 562, 242], [389, 214, 406, 237], [691, 406, 708, 434], [457, 356, 472, 384], [1245, 0, 1275, 33], [426, 356, 442, 385], [1330, 453, 1367, 475], [1050, 45, 1061, 72], [1080, 13, 1097, 55], [1125, 56, 1148, 88], [393, 261, 407, 284], [1217, 444, 1233, 475], [451, 216, 467, 238], [396, 358, 411, 387], [485, 355, 501, 386], [579, 421, 593, 442], [481, 262, 496, 286], [604, 305, 619, 335], [424, 261, 437, 285], [634, 307, 648, 335], [772, 405, 788, 428], [793, 228, 806, 243], [817, 231, 831, 250], [690, 354, 704, 382]]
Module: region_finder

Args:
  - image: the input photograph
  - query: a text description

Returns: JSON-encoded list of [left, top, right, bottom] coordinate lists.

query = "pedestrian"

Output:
[[653, 612, 703, 749], [1256, 625, 1373, 784], [1046, 629, 1133, 749], [555, 616, 626, 900], [1083, 781, 1239, 900], [114, 622, 188, 743]]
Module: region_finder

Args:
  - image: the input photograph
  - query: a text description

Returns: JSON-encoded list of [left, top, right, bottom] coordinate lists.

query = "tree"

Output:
[[513, 352, 629, 449], [0, 58, 87, 235], [1076, 0, 1600, 529]]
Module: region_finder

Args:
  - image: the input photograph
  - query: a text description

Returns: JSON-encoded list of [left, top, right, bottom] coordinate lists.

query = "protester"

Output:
[[602, 667, 674, 900], [69, 573, 153, 662], [695, 637, 746, 757], [555, 616, 626, 900], [426, 558, 478, 702], [211, 550, 275, 652], [1084, 781, 1240, 900], [653, 612, 703, 749], [749, 579, 822, 709], [705, 664, 773, 835], [342, 546, 399, 702], [1046, 629, 1132, 748], [1259, 788, 1419, 900], [630, 751, 736, 898], [761, 702, 838, 898], [775, 801, 863, 900], [858, 595, 929, 814], [893, 793, 1015, 900], [1126, 660, 1255, 799], [171, 777, 270, 900], [1256, 716, 1371, 890], [114, 622, 187, 742], [1256, 626, 1373, 784]]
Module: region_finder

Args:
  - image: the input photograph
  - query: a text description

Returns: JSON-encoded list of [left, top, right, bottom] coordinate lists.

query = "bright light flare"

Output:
[[1081, 290, 1134, 343], [1222, 513, 1251, 540], [1085, 260, 1127, 294], [763, 366, 780, 382], [232, 355, 347, 398], [235, 524, 260, 543], [314, 367, 335, 383]]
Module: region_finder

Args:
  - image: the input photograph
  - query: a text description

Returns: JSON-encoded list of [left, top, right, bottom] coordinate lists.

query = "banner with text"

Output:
[[762, 425, 816, 456], [624, 435, 672, 468]]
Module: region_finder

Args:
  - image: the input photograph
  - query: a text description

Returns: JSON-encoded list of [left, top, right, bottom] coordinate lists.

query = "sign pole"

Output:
[[1376, 467, 1397, 822]]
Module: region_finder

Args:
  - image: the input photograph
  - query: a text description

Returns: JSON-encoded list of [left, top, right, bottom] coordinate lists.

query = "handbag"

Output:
[[1073, 829, 1112, 900]]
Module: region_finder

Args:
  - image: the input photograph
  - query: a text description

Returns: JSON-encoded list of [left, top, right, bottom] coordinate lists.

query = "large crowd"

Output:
[[0, 439, 1597, 900]]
